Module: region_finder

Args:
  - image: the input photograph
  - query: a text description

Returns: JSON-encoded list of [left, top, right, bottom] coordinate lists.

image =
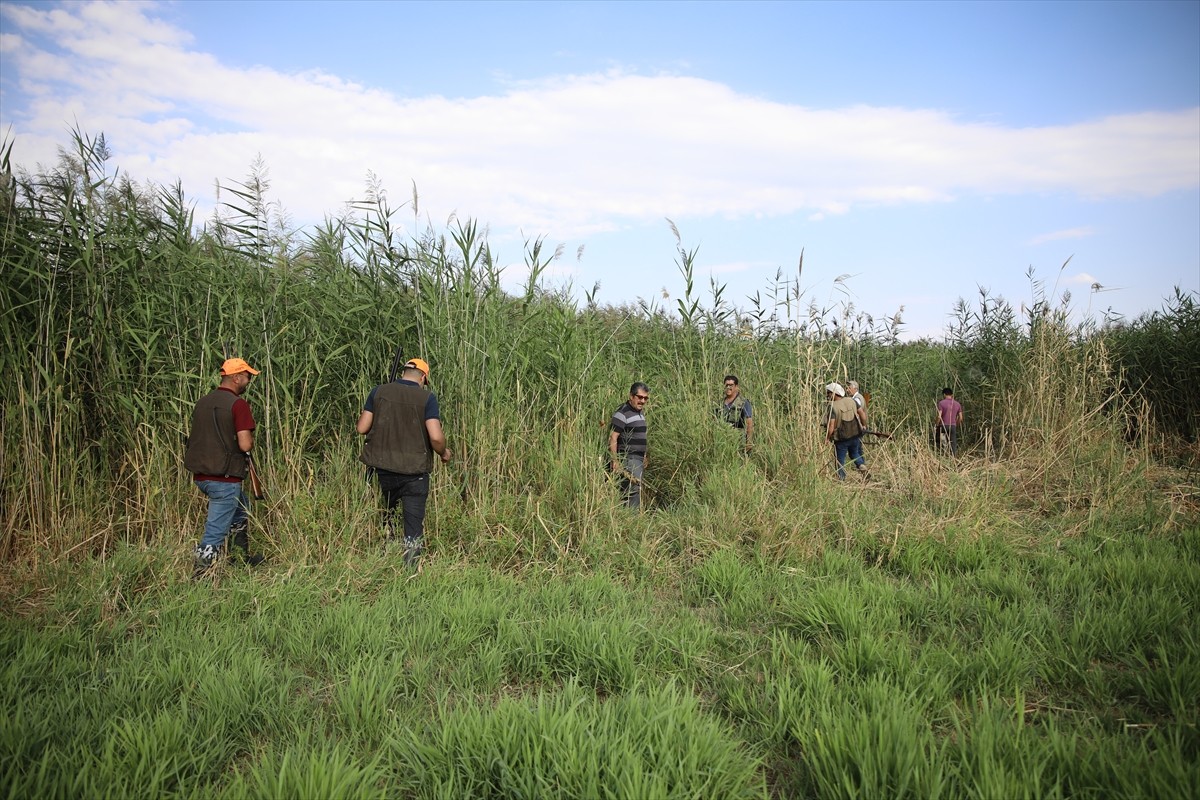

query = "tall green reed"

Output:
[[1, 129, 1188, 562]]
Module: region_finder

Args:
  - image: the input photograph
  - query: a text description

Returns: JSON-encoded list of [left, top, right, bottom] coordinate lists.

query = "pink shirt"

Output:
[[937, 397, 962, 426]]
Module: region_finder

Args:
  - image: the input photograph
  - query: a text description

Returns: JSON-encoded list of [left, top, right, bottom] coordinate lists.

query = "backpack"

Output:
[[833, 400, 862, 442]]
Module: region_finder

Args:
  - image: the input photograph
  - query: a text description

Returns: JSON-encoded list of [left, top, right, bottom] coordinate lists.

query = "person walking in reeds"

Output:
[[847, 379, 872, 432], [826, 382, 869, 480], [935, 387, 963, 455], [357, 358, 451, 571], [847, 380, 866, 410], [715, 374, 754, 452], [610, 382, 650, 508], [183, 357, 266, 577]]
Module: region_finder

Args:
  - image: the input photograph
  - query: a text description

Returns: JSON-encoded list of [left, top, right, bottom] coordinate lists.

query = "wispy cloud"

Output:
[[1066, 271, 1100, 286], [2, 1, 1197, 245], [1028, 227, 1097, 246]]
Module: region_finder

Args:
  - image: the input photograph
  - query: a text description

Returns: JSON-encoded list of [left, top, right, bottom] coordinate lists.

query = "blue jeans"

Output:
[[833, 436, 866, 479], [195, 480, 249, 550]]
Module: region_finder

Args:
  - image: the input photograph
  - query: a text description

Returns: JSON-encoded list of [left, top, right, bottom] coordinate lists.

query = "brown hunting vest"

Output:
[[360, 382, 434, 474], [183, 388, 248, 478]]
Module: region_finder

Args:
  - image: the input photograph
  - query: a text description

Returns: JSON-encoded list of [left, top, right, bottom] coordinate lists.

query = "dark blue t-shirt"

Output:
[[364, 379, 439, 419]]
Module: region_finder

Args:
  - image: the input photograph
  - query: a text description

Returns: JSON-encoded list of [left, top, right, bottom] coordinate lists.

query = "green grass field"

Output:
[[4, 461, 1198, 798]]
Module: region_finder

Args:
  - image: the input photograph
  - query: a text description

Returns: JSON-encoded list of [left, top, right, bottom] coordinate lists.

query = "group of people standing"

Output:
[[608, 376, 965, 505], [184, 355, 451, 578], [607, 374, 757, 508], [607, 374, 875, 503], [824, 381, 871, 480], [183, 357, 963, 575]]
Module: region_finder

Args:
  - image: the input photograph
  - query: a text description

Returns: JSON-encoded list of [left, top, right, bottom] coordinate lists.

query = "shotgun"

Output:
[[388, 341, 405, 383], [605, 456, 643, 486], [221, 343, 265, 497], [247, 452, 266, 500]]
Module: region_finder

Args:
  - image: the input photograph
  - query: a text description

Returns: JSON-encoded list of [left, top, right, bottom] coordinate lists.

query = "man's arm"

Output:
[[426, 418, 451, 463], [744, 415, 754, 443], [232, 400, 255, 452], [356, 410, 373, 435]]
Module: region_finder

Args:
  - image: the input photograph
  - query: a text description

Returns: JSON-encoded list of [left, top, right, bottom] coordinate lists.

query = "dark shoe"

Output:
[[236, 552, 265, 567], [230, 523, 264, 567], [402, 536, 424, 571]]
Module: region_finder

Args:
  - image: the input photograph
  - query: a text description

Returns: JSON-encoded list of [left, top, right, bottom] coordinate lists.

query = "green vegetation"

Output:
[[2, 131, 1197, 798]]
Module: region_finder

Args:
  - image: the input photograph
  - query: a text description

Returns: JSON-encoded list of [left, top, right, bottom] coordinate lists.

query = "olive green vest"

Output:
[[718, 396, 748, 428], [360, 382, 434, 474]]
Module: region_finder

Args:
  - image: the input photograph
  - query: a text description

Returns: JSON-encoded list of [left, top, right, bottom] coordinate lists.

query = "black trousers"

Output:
[[376, 470, 430, 540]]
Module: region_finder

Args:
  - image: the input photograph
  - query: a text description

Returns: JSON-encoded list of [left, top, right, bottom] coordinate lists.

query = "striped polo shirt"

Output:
[[611, 402, 648, 457]]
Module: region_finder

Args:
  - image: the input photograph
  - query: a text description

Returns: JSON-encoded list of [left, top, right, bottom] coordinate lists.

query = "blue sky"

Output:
[[2, 0, 1197, 339]]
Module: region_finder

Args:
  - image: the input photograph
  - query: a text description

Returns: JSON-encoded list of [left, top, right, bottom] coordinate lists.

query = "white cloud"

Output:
[[1, 1, 1197, 245], [1028, 227, 1097, 245]]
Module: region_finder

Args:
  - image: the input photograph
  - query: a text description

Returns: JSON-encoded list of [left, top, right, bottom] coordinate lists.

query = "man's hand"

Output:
[[439, 448, 452, 464]]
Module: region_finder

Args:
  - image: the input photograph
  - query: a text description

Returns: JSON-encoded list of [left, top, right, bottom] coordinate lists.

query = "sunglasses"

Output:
[[632, 394, 649, 401]]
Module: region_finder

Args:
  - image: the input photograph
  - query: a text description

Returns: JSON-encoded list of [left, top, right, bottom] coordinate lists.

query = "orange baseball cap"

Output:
[[220, 357, 260, 376], [404, 358, 430, 377]]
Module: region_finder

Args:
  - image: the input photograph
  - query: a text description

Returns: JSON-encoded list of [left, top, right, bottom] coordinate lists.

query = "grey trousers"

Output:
[[621, 455, 644, 509]]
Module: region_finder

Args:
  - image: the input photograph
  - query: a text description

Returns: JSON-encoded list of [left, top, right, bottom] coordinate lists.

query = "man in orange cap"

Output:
[[183, 357, 265, 576], [357, 357, 451, 570]]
